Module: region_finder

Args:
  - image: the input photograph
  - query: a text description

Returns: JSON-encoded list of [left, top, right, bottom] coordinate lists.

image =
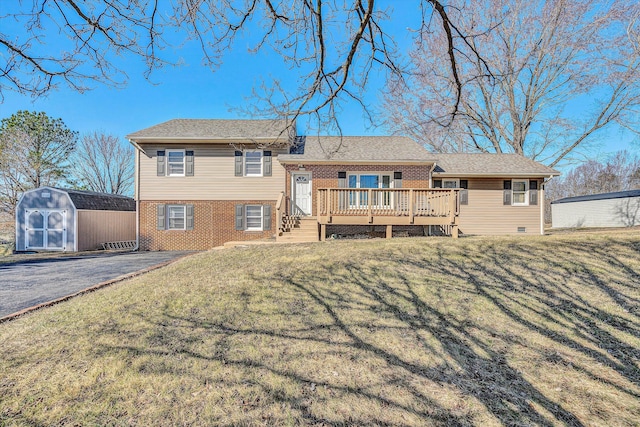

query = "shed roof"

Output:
[[432, 153, 560, 177], [59, 188, 136, 211], [551, 189, 640, 205], [127, 119, 292, 142], [278, 136, 436, 164]]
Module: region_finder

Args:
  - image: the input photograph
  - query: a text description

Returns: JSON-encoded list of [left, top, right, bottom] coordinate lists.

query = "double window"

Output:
[[347, 173, 393, 208], [235, 150, 272, 177]]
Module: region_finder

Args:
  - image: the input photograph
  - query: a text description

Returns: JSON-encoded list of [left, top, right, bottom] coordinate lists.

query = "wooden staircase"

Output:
[[277, 216, 320, 243]]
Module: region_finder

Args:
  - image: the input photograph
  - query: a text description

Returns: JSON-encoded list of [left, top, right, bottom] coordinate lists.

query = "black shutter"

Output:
[[156, 204, 166, 230], [394, 171, 403, 188], [234, 151, 243, 176], [338, 171, 347, 188], [235, 204, 245, 230], [433, 179, 442, 188], [263, 151, 272, 176], [186, 204, 194, 230], [529, 180, 538, 205], [185, 151, 194, 176], [503, 180, 512, 205], [263, 204, 272, 230], [157, 150, 166, 176]]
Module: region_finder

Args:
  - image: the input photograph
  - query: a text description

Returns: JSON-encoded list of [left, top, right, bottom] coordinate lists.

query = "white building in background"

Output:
[[551, 190, 640, 228]]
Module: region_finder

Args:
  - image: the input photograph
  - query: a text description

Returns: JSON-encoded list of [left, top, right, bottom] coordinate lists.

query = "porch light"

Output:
[[298, 164, 306, 170]]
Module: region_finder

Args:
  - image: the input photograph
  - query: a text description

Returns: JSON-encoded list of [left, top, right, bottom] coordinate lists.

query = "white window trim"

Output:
[[167, 204, 187, 230], [245, 205, 263, 231], [512, 179, 529, 206], [244, 149, 263, 177], [166, 149, 186, 177], [442, 178, 460, 189]]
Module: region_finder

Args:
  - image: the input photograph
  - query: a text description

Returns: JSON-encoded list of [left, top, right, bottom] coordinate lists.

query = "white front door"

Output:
[[293, 173, 312, 215]]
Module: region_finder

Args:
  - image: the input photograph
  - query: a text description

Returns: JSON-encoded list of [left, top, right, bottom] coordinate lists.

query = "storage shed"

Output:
[[15, 187, 136, 252], [551, 189, 640, 228]]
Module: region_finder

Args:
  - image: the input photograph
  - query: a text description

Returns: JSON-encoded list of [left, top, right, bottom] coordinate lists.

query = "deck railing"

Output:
[[276, 191, 312, 233], [317, 188, 459, 223]]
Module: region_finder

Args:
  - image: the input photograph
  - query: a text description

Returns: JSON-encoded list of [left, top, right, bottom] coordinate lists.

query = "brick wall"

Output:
[[284, 164, 431, 216], [139, 200, 276, 250]]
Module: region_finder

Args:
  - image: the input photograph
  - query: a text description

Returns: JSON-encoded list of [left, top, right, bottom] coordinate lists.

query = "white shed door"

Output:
[[25, 209, 67, 250]]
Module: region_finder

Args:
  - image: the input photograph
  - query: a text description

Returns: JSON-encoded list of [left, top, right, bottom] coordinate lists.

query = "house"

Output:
[[551, 189, 640, 228], [127, 119, 559, 250], [15, 187, 136, 252]]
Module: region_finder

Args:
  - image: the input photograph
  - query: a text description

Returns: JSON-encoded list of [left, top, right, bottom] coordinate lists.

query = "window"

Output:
[[245, 205, 263, 231], [167, 150, 185, 176], [512, 180, 528, 205], [244, 150, 263, 176], [348, 173, 393, 207], [347, 173, 392, 189], [443, 179, 459, 188], [168, 205, 186, 229], [157, 204, 193, 230]]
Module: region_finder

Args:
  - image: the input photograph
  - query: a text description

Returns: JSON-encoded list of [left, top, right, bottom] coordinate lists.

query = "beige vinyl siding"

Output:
[[138, 145, 287, 200], [77, 210, 136, 251], [457, 178, 541, 235]]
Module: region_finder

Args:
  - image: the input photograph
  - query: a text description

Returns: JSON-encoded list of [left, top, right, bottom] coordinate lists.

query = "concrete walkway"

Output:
[[0, 251, 193, 319]]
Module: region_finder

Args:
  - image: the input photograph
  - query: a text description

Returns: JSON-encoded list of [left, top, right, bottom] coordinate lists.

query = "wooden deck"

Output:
[[276, 189, 461, 241], [317, 188, 460, 239]]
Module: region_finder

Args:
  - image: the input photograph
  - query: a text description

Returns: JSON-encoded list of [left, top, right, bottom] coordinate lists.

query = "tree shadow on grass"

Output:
[[93, 237, 640, 425]]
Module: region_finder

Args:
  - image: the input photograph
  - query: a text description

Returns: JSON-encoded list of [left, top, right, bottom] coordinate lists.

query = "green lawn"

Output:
[[1, 233, 639, 426]]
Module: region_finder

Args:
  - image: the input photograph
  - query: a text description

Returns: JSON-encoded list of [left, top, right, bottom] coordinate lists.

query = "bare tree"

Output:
[[73, 132, 134, 196], [384, 0, 640, 167], [0, 1, 474, 133]]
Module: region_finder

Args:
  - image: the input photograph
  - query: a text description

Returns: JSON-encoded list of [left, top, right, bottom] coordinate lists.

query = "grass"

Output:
[[1, 232, 639, 426]]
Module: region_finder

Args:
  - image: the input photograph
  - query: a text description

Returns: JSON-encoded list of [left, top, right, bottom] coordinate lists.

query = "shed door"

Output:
[[25, 209, 67, 250]]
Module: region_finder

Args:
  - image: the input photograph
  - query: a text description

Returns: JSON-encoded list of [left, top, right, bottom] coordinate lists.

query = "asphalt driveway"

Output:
[[0, 251, 194, 318]]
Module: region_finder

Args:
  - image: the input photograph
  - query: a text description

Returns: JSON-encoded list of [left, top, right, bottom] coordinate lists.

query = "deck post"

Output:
[[449, 189, 457, 222], [452, 224, 459, 239], [320, 223, 326, 241], [368, 189, 373, 223], [386, 224, 393, 239], [409, 189, 414, 224]]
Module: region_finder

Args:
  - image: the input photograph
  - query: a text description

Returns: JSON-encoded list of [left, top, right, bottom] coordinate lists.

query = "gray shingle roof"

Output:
[[278, 136, 436, 163], [551, 189, 640, 204], [432, 153, 560, 177], [127, 119, 291, 141], [59, 188, 136, 211]]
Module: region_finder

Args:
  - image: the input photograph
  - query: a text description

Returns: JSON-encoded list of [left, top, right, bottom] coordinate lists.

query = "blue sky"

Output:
[[1, 1, 637, 169]]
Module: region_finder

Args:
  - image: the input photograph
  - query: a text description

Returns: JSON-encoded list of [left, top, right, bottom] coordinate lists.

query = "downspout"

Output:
[[540, 174, 555, 235], [129, 139, 143, 251]]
